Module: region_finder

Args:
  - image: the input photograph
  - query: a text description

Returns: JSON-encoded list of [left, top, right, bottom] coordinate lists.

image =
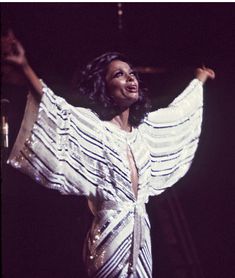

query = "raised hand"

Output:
[[195, 66, 215, 84], [1, 30, 43, 97], [1, 30, 28, 68]]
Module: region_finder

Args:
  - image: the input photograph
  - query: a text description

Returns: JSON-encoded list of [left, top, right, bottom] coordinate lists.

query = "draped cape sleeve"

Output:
[[8, 83, 105, 197], [139, 79, 203, 196]]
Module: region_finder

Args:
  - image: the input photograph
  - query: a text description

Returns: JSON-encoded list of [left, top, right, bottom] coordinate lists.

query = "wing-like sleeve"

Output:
[[140, 79, 203, 196], [8, 82, 104, 197]]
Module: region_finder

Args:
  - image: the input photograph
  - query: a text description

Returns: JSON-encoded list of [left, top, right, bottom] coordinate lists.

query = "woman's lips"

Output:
[[126, 85, 138, 92]]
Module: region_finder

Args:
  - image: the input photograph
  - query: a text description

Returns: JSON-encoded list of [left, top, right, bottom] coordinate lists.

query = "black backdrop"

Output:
[[1, 3, 235, 278]]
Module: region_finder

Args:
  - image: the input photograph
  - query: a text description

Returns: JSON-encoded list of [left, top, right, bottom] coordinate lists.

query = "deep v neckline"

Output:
[[126, 144, 139, 199], [103, 121, 139, 199]]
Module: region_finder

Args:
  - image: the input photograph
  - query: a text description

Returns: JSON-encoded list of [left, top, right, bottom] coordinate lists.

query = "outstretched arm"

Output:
[[1, 30, 43, 100], [142, 66, 215, 196]]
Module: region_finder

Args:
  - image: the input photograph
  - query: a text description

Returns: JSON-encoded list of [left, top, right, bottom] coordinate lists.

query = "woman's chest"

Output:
[[102, 130, 151, 189]]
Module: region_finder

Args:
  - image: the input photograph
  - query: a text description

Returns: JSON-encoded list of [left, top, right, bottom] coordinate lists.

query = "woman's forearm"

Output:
[[2, 32, 44, 100], [21, 63, 44, 100]]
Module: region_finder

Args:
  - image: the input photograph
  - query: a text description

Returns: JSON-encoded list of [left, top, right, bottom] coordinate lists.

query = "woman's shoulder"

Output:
[[70, 106, 101, 126]]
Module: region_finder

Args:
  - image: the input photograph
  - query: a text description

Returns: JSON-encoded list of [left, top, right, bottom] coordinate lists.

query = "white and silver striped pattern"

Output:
[[8, 79, 203, 277]]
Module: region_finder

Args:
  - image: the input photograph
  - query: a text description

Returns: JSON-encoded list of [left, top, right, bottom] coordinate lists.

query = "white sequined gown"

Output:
[[8, 79, 203, 277]]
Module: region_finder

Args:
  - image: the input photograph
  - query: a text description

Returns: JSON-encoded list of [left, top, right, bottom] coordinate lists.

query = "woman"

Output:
[[3, 33, 215, 278]]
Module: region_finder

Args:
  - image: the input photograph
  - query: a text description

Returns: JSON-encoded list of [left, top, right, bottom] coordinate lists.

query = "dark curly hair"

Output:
[[72, 52, 151, 127]]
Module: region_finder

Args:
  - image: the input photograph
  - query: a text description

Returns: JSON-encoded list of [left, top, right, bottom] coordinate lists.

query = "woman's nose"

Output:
[[127, 74, 134, 81]]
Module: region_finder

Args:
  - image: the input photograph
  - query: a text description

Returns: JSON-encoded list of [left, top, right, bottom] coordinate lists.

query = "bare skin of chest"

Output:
[[126, 146, 139, 198]]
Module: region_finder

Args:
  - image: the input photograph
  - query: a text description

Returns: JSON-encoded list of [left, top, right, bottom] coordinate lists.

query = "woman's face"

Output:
[[105, 60, 139, 108]]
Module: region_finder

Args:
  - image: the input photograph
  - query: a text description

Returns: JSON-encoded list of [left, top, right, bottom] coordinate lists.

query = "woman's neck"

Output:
[[110, 109, 131, 132]]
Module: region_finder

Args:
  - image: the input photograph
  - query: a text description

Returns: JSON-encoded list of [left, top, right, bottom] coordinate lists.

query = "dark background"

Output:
[[1, 3, 235, 278]]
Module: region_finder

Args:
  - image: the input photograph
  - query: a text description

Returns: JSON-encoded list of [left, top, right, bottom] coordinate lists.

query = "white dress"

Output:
[[8, 79, 203, 278]]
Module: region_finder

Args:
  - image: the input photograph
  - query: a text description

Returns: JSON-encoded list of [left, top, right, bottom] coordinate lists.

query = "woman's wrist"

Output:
[[21, 59, 30, 71]]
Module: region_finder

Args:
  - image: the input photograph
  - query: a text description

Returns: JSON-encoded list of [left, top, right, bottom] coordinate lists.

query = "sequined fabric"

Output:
[[8, 79, 203, 277]]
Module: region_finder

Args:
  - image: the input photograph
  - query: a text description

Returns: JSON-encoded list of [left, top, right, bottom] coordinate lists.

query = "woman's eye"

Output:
[[114, 71, 123, 78], [130, 71, 136, 76], [113, 71, 136, 78]]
